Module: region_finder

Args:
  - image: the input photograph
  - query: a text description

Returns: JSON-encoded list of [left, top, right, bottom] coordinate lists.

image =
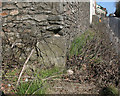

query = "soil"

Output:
[[48, 79, 99, 94]]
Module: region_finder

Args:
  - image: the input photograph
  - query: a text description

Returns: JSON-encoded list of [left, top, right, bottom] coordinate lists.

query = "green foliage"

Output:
[[39, 67, 60, 78], [100, 86, 119, 96], [6, 69, 20, 76], [16, 67, 63, 94], [17, 80, 46, 94], [5, 68, 20, 83], [91, 57, 102, 64], [115, 1, 120, 17], [70, 30, 95, 57]]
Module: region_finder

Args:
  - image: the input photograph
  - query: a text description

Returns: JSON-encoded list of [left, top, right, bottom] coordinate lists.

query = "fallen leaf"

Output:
[[5, 84, 8, 88], [0, 12, 8, 16]]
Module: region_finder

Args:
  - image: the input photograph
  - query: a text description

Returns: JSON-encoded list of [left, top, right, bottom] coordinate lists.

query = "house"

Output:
[[90, 0, 107, 24], [91, 0, 107, 16], [96, 4, 107, 16]]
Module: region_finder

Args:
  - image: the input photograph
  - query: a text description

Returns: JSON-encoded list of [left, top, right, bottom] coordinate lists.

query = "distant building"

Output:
[[91, 0, 107, 16], [90, 0, 107, 24], [96, 4, 107, 16]]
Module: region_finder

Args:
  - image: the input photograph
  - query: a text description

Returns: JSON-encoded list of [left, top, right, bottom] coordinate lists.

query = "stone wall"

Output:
[[108, 17, 120, 55], [62, 2, 90, 54], [2, 2, 90, 68]]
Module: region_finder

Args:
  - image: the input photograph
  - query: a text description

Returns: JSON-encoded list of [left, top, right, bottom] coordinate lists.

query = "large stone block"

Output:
[[35, 36, 66, 67], [47, 15, 63, 21]]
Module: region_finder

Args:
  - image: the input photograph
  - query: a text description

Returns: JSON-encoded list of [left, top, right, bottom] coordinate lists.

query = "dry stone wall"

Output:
[[108, 17, 120, 55], [2, 2, 90, 68]]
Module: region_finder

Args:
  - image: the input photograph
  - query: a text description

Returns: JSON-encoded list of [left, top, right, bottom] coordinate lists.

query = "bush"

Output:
[[115, 1, 120, 17]]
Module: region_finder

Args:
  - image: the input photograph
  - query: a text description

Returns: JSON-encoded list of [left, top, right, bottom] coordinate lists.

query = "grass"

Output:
[[6, 68, 20, 76], [5, 68, 21, 83], [16, 66, 64, 94], [3, 64, 64, 94], [91, 57, 102, 64], [17, 80, 46, 94], [38, 67, 61, 78], [70, 30, 95, 57]]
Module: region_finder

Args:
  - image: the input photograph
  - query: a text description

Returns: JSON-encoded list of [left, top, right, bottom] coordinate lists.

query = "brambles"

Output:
[[65, 28, 119, 89]]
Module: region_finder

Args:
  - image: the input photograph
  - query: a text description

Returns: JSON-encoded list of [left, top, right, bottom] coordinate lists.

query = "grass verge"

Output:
[[16, 67, 64, 94]]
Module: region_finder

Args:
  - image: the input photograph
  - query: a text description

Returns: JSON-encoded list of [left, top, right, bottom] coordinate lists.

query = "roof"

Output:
[[96, 4, 107, 12]]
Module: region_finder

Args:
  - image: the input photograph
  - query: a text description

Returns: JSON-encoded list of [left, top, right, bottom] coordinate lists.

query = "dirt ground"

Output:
[[47, 79, 99, 94]]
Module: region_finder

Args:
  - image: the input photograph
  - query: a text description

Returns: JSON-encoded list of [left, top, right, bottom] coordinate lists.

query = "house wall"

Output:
[[96, 4, 106, 16]]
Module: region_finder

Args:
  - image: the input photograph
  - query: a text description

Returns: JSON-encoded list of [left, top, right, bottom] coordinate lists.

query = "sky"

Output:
[[96, 0, 117, 16]]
